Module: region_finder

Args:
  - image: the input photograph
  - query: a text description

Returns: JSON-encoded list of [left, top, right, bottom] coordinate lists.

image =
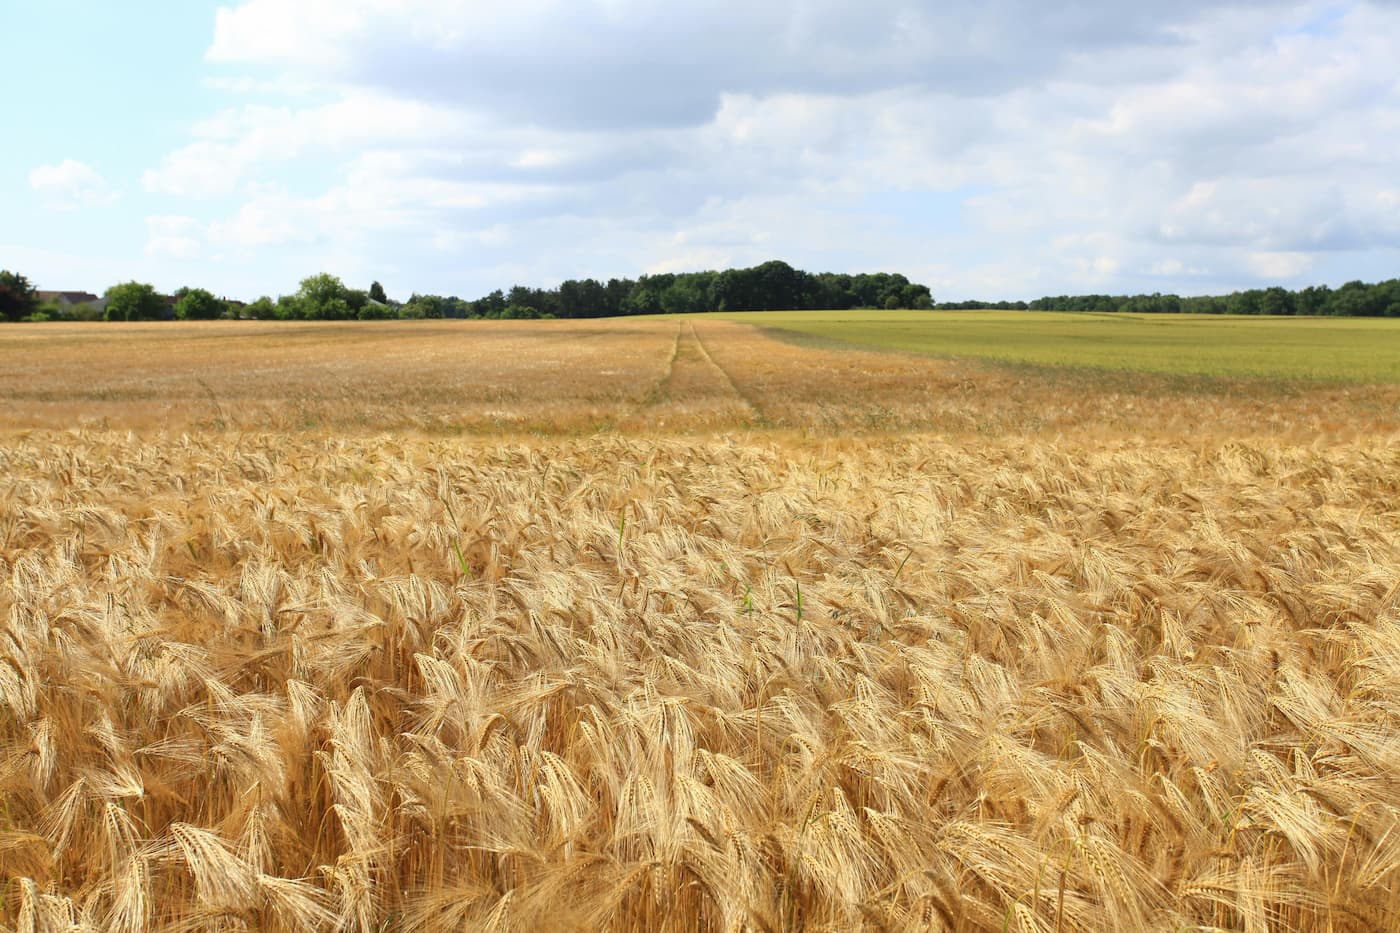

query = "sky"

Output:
[[4, 0, 1399, 302]]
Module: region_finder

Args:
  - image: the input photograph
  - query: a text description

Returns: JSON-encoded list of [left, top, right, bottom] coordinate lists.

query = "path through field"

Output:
[[624, 322, 761, 430]]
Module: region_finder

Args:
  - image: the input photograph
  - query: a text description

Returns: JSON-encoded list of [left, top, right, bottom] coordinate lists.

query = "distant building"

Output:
[[37, 290, 108, 314], [38, 290, 99, 307]]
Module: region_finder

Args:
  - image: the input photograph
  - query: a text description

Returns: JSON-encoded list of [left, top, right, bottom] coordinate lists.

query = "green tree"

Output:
[[104, 281, 167, 321], [404, 294, 445, 319], [244, 296, 276, 319], [356, 298, 394, 320], [659, 278, 709, 314], [1296, 285, 1332, 316], [1259, 286, 1295, 316], [476, 289, 506, 317], [902, 284, 934, 309], [63, 301, 106, 322], [345, 289, 370, 316], [369, 281, 388, 303], [295, 273, 351, 320], [174, 287, 225, 320], [1377, 279, 1400, 317], [1226, 290, 1264, 315], [621, 282, 663, 315], [747, 260, 801, 310], [0, 270, 39, 322], [274, 295, 302, 320], [1329, 280, 1376, 316]]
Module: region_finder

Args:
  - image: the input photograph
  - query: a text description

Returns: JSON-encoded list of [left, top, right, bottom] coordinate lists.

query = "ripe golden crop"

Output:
[[2, 319, 1399, 930]]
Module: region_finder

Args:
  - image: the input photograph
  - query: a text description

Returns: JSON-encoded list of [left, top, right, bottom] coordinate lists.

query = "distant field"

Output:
[[713, 309, 1400, 383], [3, 317, 1398, 437]]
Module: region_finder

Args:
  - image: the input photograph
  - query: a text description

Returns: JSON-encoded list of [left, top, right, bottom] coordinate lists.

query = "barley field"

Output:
[[719, 310, 1400, 384], [3, 318, 1400, 931]]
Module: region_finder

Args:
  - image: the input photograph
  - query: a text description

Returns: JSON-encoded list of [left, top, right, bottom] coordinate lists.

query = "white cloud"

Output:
[[29, 159, 117, 210], [207, 189, 317, 249], [143, 141, 247, 198], [1247, 251, 1316, 280], [142, 92, 473, 198], [201, 74, 320, 96], [207, 0, 368, 68], [128, 0, 1400, 298]]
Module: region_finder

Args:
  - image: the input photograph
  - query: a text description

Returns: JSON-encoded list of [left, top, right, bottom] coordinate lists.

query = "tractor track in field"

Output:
[[623, 322, 761, 430]]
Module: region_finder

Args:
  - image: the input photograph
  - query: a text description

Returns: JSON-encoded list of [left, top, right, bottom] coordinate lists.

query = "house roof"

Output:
[[37, 290, 100, 305]]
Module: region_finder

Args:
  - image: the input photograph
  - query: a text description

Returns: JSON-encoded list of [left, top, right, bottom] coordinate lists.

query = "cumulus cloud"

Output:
[[142, 93, 473, 198], [143, 142, 248, 199], [1248, 250, 1317, 280], [29, 159, 117, 210], [207, 0, 1325, 129], [136, 0, 1400, 297]]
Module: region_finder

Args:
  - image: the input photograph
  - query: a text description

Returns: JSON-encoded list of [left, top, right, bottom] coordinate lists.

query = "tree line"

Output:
[[272, 262, 934, 320], [0, 261, 933, 323], [939, 279, 1400, 317], [6, 263, 1400, 322]]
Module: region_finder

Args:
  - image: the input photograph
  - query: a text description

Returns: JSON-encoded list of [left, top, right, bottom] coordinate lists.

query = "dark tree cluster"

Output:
[[105, 282, 172, 321], [0, 270, 39, 322], [943, 279, 1400, 317], [40, 264, 929, 324], [400, 260, 934, 321]]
